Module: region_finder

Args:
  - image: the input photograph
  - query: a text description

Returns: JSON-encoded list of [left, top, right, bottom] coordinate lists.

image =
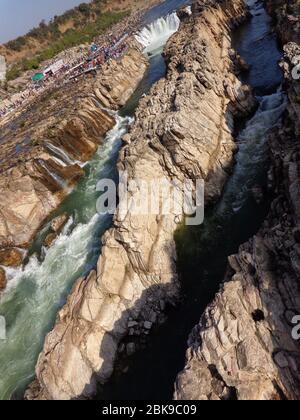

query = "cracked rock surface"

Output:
[[25, 0, 256, 400], [175, 0, 300, 401]]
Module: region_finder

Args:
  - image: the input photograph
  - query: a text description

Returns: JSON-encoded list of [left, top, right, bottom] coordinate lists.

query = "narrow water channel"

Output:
[[0, 0, 189, 402], [98, 0, 286, 400]]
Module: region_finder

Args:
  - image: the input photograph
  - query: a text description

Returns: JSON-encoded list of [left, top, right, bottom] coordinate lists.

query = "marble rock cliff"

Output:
[[26, 0, 257, 400], [175, 0, 300, 401], [0, 47, 147, 285]]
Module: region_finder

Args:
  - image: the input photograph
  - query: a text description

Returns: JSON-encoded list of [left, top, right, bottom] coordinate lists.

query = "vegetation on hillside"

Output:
[[4, 0, 130, 81]]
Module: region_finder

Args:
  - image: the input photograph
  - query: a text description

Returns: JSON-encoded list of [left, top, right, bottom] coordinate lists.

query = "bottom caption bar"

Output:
[[99, 402, 199, 416]]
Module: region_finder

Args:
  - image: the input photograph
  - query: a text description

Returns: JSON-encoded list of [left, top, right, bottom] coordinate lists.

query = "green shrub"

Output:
[[6, 10, 129, 81]]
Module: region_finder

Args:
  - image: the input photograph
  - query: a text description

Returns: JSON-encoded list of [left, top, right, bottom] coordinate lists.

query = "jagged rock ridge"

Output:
[[26, 0, 257, 400], [175, 0, 300, 401], [0, 47, 147, 282]]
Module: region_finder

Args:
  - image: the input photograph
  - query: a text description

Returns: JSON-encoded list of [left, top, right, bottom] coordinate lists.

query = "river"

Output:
[[0, 0, 190, 401], [0, 0, 286, 401], [97, 0, 286, 400]]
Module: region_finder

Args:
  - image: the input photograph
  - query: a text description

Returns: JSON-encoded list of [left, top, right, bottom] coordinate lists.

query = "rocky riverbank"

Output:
[[0, 46, 147, 289], [25, 0, 257, 400], [175, 0, 300, 401]]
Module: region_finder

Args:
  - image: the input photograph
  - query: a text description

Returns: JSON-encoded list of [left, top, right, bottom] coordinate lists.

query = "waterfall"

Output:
[[0, 114, 133, 400], [38, 160, 68, 190], [135, 12, 181, 55], [45, 143, 84, 168], [218, 91, 287, 215]]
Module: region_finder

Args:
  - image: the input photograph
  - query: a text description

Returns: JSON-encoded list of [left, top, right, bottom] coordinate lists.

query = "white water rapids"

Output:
[[0, 8, 184, 399], [0, 114, 132, 400], [135, 12, 181, 55], [218, 91, 286, 215], [0, 4, 285, 401]]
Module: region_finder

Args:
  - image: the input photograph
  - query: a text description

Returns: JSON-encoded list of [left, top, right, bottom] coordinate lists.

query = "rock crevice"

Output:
[[26, 0, 257, 400], [0, 47, 147, 270], [175, 0, 300, 401]]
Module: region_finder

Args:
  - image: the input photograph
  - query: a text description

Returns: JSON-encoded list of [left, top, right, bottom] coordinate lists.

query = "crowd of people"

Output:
[[0, 11, 143, 122], [67, 36, 130, 81]]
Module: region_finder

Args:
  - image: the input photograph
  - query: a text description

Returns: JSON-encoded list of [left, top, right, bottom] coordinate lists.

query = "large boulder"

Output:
[[0, 248, 23, 267], [43, 213, 69, 248]]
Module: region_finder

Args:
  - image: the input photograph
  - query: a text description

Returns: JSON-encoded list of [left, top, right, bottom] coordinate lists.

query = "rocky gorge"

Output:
[[25, 0, 259, 400], [175, 0, 300, 401], [0, 46, 147, 289], [0, 0, 299, 402]]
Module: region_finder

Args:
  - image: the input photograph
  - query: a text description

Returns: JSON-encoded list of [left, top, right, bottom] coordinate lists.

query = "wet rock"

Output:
[[43, 213, 69, 248], [50, 213, 68, 233], [0, 248, 23, 267], [128, 321, 138, 328], [0, 48, 147, 252], [43, 233, 58, 248], [27, 0, 256, 400], [175, 0, 300, 401], [236, 54, 250, 72]]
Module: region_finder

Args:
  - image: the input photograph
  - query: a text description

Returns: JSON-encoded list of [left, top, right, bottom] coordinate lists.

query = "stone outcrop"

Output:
[[0, 267, 6, 290], [0, 248, 23, 267], [26, 0, 257, 400], [43, 213, 69, 248], [175, 1, 300, 401], [0, 48, 147, 255]]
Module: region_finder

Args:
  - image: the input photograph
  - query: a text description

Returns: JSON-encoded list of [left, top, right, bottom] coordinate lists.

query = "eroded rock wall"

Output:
[[26, 0, 257, 400], [175, 1, 300, 401], [0, 48, 147, 261]]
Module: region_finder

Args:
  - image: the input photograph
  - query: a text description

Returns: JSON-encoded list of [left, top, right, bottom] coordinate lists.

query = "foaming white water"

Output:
[[46, 142, 84, 167], [0, 114, 132, 400], [135, 12, 180, 55], [38, 159, 67, 189], [219, 91, 287, 215]]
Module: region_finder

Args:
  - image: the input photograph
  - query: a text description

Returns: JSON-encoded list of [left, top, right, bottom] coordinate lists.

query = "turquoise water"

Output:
[[0, 114, 130, 400], [0, 2, 180, 400], [98, 0, 286, 400]]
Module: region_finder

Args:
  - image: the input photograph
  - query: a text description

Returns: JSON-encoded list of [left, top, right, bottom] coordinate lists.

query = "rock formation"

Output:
[[26, 0, 257, 400], [175, 0, 300, 401], [43, 213, 69, 248], [0, 47, 147, 275]]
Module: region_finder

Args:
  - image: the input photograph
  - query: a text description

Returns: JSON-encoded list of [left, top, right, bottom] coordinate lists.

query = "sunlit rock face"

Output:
[[26, 0, 258, 401], [175, 0, 300, 402], [0, 48, 148, 254]]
